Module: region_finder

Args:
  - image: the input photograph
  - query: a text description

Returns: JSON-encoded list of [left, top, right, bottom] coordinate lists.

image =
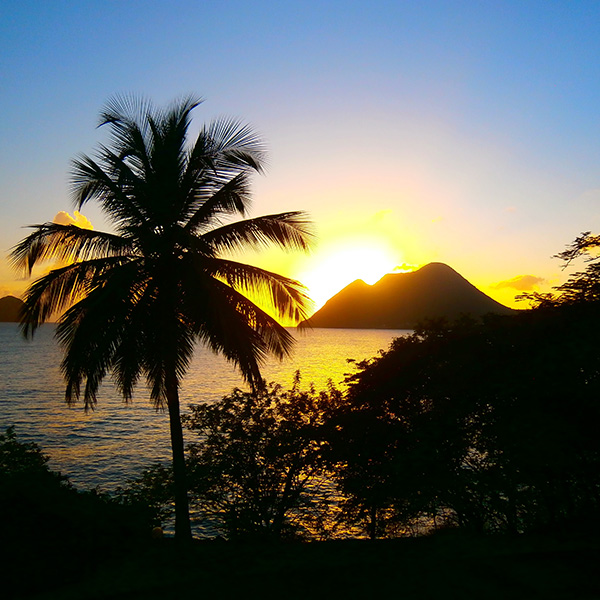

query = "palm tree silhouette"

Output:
[[10, 95, 313, 540]]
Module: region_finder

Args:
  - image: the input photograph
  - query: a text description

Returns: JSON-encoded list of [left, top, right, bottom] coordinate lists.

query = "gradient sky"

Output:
[[2, 0, 600, 315]]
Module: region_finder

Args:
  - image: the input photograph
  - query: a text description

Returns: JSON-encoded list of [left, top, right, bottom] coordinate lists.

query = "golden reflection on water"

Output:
[[0, 324, 409, 490], [182, 327, 411, 404]]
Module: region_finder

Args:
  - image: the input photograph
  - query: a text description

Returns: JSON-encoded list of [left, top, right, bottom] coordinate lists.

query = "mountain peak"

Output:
[[300, 263, 514, 329], [418, 261, 457, 273]]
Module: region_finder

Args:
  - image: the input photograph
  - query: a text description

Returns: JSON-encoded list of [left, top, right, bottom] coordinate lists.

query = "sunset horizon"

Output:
[[3, 2, 600, 322]]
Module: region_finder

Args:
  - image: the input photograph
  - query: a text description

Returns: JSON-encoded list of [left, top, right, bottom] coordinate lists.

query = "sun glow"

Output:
[[297, 241, 403, 312]]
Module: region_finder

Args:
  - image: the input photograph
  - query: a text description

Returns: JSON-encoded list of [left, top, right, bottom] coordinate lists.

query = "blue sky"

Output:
[[2, 0, 600, 310]]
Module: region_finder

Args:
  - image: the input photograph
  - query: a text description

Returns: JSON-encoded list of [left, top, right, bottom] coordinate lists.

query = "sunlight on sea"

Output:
[[0, 323, 409, 490]]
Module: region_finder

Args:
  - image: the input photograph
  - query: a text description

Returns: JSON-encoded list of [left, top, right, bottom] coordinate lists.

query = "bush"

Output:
[[0, 427, 156, 596], [183, 375, 343, 540], [329, 308, 600, 537]]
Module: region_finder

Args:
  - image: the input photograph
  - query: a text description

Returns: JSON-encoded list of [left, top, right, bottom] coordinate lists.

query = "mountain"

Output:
[[0, 296, 24, 322], [299, 263, 516, 329]]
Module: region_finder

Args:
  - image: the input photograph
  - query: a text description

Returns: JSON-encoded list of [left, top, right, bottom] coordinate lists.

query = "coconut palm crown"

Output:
[[10, 95, 313, 539]]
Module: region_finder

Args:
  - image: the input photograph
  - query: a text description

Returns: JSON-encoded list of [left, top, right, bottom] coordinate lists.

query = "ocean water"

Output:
[[0, 323, 409, 490]]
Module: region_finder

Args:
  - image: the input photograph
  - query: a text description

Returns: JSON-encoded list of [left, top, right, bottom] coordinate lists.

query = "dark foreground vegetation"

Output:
[[4, 234, 600, 597], [121, 304, 600, 542], [6, 530, 600, 599], [4, 315, 600, 599], [2, 423, 599, 599]]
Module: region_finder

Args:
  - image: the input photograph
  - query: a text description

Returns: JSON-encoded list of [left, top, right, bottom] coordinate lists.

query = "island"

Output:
[[0, 295, 24, 322]]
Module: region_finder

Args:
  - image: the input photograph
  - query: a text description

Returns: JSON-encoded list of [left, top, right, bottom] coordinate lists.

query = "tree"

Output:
[[118, 375, 343, 540], [183, 375, 342, 540], [330, 309, 600, 536], [1, 427, 154, 597], [519, 232, 600, 308], [10, 95, 313, 540]]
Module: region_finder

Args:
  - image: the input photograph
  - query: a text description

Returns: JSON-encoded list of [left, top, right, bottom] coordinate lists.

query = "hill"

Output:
[[299, 263, 515, 329], [0, 296, 24, 322]]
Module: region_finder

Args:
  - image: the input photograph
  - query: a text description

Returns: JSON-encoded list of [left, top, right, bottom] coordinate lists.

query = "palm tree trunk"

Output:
[[369, 505, 377, 540], [166, 373, 193, 542]]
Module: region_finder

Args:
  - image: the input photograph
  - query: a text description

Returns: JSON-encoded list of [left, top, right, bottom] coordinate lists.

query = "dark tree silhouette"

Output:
[[519, 232, 600, 308], [1, 427, 154, 597], [329, 309, 600, 537], [10, 95, 313, 540], [182, 376, 342, 540]]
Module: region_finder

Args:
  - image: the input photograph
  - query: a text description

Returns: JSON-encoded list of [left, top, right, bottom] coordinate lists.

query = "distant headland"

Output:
[[299, 262, 516, 329], [0, 296, 24, 322]]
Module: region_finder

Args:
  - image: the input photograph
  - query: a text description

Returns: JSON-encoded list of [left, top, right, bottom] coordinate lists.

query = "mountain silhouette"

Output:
[[0, 296, 24, 322], [299, 263, 516, 329]]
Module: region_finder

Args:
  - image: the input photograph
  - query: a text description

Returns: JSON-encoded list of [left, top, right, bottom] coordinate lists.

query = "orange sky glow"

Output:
[[2, 2, 599, 325]]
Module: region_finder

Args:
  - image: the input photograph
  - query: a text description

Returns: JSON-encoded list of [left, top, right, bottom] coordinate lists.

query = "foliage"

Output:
[[0, 427, 72, 531], [1, 425, 61, 479], [329, 306, 600, 537], [0, 426, 154, 536], [114, 463, 175, 527], [520, 231, 600, 307], [10, 95, 313, 539], [183, 374, 344, 540], [1, 427, 155, 596]]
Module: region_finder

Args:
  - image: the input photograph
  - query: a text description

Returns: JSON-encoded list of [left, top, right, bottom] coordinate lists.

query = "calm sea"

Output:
[[0, 323, 408, 490]]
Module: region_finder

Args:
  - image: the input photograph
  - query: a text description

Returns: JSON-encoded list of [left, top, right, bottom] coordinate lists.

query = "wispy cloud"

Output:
[[492, 274, 546, 291]]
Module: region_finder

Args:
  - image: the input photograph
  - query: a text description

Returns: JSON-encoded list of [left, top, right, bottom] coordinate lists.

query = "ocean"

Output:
[[0, 323, 409, 490]]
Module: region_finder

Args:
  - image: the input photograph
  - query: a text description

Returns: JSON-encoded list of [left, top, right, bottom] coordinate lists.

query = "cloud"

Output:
[[492, 274, 546, 291], [393, 263, 419, 273], [35, 211, 95, 274], [53, 210, 93, 229]]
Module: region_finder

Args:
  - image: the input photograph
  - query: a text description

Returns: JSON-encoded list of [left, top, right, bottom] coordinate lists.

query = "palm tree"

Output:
[[10, 95, 313, 541]]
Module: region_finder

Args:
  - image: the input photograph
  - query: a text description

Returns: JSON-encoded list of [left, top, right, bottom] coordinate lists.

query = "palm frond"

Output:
[[55, 260, 151, 408], [183, 172, 253, 232], [19, 256, 137, 337], [98, 94, 156, 156], [71, 152, 149, 227], [180, 274, 295, 388], [10, 223, 135, 276], [58, 298, 119, 409], [99, 94, 155, 129], [194, 117, 266, 179], [161, 96, 201, 156], [200, 257, 313, 324], [201, 211, 314, 255], [99, 94, 199, 164]]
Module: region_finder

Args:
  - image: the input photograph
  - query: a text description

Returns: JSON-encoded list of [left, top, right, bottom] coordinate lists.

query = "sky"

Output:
[[2, 0, 600, 316]]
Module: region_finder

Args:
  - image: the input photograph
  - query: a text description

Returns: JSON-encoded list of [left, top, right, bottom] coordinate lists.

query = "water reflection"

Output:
[[0, 323, 409, 489]]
